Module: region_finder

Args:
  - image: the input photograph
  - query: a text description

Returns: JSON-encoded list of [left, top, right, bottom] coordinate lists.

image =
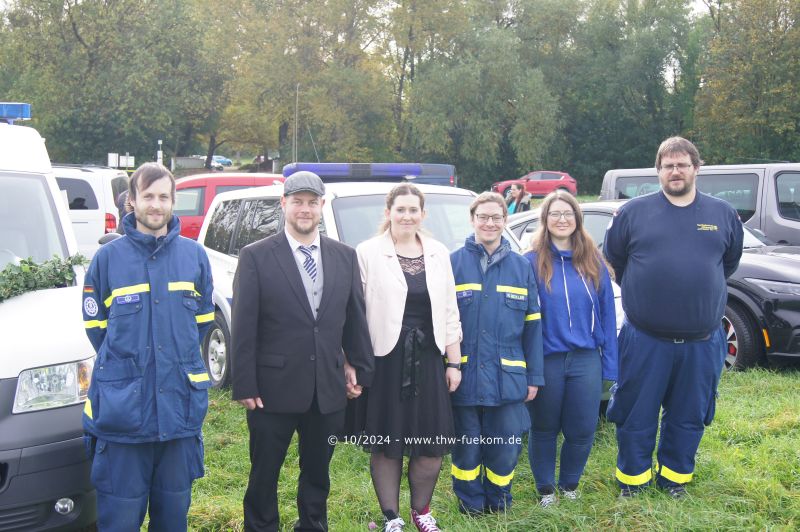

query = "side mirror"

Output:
[[98, 233, 122, 245]]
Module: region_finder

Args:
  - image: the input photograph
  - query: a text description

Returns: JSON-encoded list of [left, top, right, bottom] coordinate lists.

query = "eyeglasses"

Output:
[[475, 214, 504, 224], [547, 210, 575, 220], [659, 163, 694, 172]]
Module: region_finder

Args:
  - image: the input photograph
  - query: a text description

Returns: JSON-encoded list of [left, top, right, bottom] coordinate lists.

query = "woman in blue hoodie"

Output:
[[523, 190, 618, 507]]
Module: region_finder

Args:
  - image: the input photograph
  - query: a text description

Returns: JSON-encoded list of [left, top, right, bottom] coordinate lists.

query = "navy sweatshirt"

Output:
[[604, 191, 743, 338]]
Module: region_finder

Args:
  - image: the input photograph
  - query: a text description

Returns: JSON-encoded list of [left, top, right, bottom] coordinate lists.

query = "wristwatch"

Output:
[[445, 362, 462, 370]]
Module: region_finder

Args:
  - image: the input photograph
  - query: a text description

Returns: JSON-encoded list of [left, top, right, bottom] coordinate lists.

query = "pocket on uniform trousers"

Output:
[[703, 389, 718, 426], [89, 438, 113, 493], [94, 359, 144, 434]]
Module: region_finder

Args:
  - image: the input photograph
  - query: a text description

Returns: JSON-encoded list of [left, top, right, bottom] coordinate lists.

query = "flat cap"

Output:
[[283, 170, 325, 196]]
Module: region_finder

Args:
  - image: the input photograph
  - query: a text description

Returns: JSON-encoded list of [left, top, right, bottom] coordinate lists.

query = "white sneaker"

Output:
[[562, 489, 579, 500], [540, 493, 557, 507], [383, 516, 405, 531]]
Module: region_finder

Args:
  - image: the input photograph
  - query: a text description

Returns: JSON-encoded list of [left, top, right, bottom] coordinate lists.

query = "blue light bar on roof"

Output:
[[0, 102, 32, 124]]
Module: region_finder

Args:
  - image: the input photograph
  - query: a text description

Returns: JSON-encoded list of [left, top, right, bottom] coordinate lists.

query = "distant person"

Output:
[[524, 190, 617, 506], [353, 183, 462, 532], [82, 162, 215, 530], [506, 183, 531, 214], [231, 171, 374, 531], [604, 136, 743, 497], [449, 192, 543, 515]]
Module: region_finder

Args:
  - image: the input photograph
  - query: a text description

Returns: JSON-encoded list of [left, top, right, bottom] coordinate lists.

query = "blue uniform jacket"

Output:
[[450, 235, 544, 407], [82, 214, 215, 443], [525, 247, 618, 381]]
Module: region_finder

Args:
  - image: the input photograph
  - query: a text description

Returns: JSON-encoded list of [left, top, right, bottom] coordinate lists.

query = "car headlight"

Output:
[[744, 278, 800, 297], [13, 358, 94, 413]]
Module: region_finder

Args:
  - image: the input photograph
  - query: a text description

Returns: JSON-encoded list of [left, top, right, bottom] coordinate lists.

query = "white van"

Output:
[[53, 165, 129, 259], [599, 164, 800, 245], [0, 104, 97, 530]]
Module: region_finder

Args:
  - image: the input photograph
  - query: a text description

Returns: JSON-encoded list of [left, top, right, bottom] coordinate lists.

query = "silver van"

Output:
[[599, 164, 800, 245]]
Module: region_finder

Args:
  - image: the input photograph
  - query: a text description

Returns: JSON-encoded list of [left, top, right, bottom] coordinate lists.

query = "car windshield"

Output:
[[0, 174, 66, 269], [332, 193, 520, 252]]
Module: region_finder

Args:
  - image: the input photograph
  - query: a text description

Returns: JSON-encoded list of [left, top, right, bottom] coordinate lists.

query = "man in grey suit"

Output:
[[231, 171, 374, 531]]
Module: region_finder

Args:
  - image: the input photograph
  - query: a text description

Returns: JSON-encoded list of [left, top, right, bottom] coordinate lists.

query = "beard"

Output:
[[287, 217, 318, 235], [135, 210, 171, 232], [663, 176, 695, 197]]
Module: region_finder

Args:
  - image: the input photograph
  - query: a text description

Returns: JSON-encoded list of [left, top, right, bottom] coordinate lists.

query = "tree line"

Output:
[[2, 0, 798, 192]]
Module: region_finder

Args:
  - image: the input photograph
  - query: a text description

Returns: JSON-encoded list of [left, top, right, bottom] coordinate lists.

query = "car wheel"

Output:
[[721, 302, 762, 369], [202, 311, 231, 388]]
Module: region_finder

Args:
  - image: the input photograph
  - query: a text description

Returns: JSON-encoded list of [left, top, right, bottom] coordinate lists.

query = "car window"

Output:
[[205, 199, 242, 253], [216, 185, 252, 195], [174, 187, 205, 217], [582, 212, 613, 247], [55, 177, 99, 210], [0, 175, 66, 268], [332, 193, 519, 252], [232, 198, 282, 255], [541, 172, 561, 180], [775, 172, 800, 221], [697, 173, 758, 222], [111, 176, 128, 201], [614, 175, 659, 199]]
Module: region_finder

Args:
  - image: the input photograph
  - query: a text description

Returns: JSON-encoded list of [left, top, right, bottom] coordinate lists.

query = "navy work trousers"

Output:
[[526, 348, 602, 494], [607, 322, 725, 489], [87, 435, 204, 532]]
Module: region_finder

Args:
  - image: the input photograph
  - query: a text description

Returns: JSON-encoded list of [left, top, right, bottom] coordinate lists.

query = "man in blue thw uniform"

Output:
[[604, 137, 743, 497], [449, 192, 544, 514], [82, 163, 215, 530]]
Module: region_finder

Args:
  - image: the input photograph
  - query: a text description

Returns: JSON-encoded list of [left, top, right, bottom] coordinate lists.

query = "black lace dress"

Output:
[[352, 254, 456, 458]]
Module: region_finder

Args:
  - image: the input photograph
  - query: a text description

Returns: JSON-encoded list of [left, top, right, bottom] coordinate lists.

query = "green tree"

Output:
[[694, 0, 800, 163]]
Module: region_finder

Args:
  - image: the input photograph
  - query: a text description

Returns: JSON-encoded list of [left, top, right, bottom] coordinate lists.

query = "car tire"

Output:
[[202, 311, 231, 388], [722, 302, 762, 369]]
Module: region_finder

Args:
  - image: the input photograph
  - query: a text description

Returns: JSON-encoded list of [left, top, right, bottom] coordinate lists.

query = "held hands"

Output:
[[445, 367, 462, 392], [525, 385, 538, 402], [238, 397, 264, 410], [344, 360, 362, 399]]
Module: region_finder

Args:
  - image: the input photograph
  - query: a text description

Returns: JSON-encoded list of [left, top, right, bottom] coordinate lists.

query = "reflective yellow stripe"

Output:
[[105, 284, 150, 307], [451, 464, 481, 481], [460, 355, 468, 364], [485, 467, 514, 487], [525, 313, 541, 321], [84, 320, 108, 329], [195, 312, 215, 324], [658, 462, 693, 484], [616, 467, 652, 486], [500, 358, 526, 368], [496, 285, 527, 296], [455, 283, 482, 292], [168, 281, 200, 296], [762, 329, 771, 348], [83, 400, 93, 419], [188, 372, 210, 383]]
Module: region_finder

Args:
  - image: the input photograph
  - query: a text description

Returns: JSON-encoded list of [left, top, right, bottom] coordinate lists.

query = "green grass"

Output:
[[186, 368, 800, 531]]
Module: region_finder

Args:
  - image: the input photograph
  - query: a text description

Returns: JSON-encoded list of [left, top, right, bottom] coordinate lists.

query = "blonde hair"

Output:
[[470, 191, 507, 217], [531, 190, 602, 291]]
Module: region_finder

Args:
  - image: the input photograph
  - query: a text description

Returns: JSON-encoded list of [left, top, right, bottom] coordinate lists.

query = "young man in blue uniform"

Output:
[[449, 192, 544, 514], [82, 163, 215, 530], [604, 137, 743, 497]]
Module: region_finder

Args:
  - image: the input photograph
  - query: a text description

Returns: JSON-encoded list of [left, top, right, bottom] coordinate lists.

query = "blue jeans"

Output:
[[527, 349, 601, 494]]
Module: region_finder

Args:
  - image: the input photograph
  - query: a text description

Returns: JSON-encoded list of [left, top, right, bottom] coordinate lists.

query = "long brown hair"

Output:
[[378, 183, 425, 234], [531, 190, 602, 291]]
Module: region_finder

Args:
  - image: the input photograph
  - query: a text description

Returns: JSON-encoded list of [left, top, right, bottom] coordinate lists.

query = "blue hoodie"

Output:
[[524, 247, 618, 381]]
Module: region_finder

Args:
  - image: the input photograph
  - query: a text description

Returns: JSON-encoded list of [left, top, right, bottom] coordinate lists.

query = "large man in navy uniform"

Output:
[[82, 162, 215, 530], [604, 137, 743, 497], [232, 171, 374, 531]]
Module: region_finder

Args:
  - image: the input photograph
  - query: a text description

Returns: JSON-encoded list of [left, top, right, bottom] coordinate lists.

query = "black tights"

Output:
[[370, 452, 443, 514]]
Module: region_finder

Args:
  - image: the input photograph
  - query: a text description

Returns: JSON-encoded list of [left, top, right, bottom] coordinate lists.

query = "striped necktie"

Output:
[[298, 245, 317, 282]]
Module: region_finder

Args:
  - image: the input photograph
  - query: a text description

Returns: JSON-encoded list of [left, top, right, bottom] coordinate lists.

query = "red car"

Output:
[[174, 173, 284, 239], [491, 170, 578, 197]]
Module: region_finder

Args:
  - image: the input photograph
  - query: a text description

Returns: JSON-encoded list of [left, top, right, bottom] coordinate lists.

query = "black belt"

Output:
[[653, 332, 712, 343]]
